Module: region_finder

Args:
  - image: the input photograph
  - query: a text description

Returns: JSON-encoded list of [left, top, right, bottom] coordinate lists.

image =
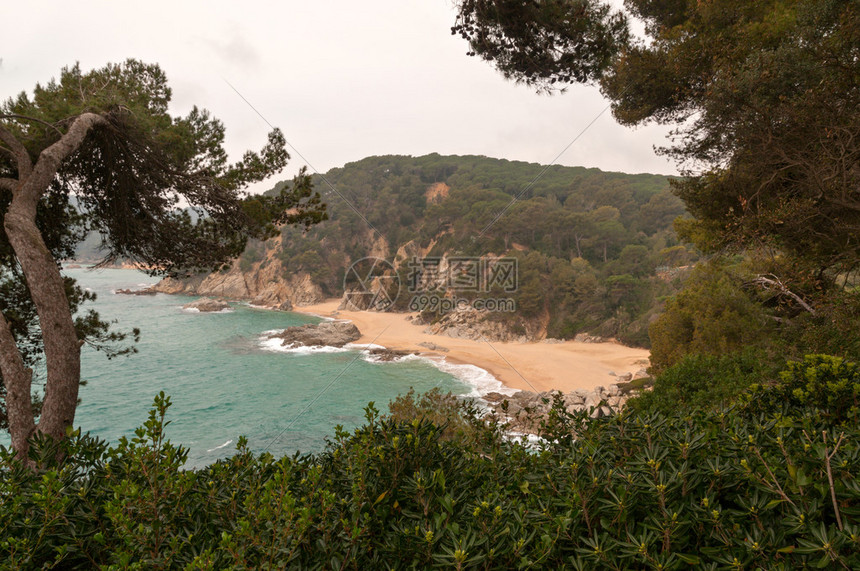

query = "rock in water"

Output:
[[183, 297, 231, 312], [271, 321, 361, 348], [367, 347, 415, 361], [115, 288, 156, 296]]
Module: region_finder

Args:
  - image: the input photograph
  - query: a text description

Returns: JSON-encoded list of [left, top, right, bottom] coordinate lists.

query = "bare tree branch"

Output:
[[824, 431, 846, 532], [804, 430, 846, 532], [0, 113, 65, 137], [748, 274, 816, 315], [0, 122, 33, 180]]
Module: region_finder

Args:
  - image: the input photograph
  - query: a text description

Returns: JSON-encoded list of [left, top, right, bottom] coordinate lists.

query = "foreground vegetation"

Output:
[[2, 356, 858, 570]]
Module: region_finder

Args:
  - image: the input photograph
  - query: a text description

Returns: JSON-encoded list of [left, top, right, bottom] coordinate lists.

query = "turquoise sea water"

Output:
[[6, 268, 481, 467]]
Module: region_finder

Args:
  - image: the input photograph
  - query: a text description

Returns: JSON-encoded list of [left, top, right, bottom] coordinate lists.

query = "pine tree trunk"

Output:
[[4, 199, 82, 448], [0, 113, 105, 458], [0, 310, 35, 461]]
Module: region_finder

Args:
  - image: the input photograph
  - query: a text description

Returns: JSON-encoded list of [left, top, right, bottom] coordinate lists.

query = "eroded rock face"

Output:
[[151, 236, 323, 309], [423, 308, 531, 343], [574, 333, 606, 343], [252, 294, 293, 312], [183, 298, 230, 312], [154, 274, 207, 295], [269, 321, 361, 348]]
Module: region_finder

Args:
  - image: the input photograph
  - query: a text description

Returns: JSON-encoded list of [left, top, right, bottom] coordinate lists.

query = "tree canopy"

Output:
[[1, 61, 325, 271], [0, 60, 325, 458], [453, 0, 860, 402], [454, 0, 860, 283]]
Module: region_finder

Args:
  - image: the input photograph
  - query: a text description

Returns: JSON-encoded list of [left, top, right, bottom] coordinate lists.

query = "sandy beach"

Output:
[[293, 300, 650, 394]]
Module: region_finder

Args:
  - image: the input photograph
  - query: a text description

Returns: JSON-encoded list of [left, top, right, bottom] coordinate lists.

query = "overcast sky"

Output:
[[3, 1, 678, 193]]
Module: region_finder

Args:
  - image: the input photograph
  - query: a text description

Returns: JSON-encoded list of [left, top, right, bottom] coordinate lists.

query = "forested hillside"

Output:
[[251, 154, 689, 346]]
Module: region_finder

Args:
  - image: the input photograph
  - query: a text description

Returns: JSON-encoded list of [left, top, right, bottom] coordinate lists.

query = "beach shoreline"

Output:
[[291, 299, 650, 395]]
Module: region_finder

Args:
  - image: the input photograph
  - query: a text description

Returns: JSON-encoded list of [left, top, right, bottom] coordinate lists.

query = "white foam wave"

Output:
[[360, 352, 404, 364], [181, 307, 234, 314], [360, 351, 516, 398], [347, 342, 386, 350], [256, 331, 514, 399], [424, 358, 517, 398], [258, 336, 351, 355], [505, 432, 547, 449], [207, 439, 233, 452]]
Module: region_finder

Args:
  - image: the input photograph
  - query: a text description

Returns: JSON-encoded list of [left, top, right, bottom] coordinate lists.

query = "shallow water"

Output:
[[4, 268, 478, 467]]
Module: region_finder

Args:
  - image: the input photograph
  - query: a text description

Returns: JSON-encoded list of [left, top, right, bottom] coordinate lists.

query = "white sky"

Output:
[[2, 0, 678, 193]]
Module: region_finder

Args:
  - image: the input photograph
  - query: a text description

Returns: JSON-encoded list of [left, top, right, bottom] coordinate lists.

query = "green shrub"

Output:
[[387, 388, 490, 445], [781, 291, 860, 363], [2, 385, 859, 569], [628, 350, 779, 415], [742, 354, 860, 425], [648, 263, 774, 373]]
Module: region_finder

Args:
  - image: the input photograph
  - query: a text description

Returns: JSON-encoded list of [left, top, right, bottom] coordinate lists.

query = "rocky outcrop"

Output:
[[394, 238, 438, 269], [268, 321, 361, 348], [115, 288, 156, 296], [183, 298, 231, 312], [153, 274, 207, 295], [422, 308, 532, 342], [574, 333, 606, 344], [152, 236, 323, 309], [338, 279, 395, 311], [483, 384, 636, 434], [367, 347, 416, 361], [251, 292, 293, 311]]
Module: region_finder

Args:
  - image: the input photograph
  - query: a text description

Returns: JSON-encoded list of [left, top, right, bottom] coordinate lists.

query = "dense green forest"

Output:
[[258, 154, 689, 346]]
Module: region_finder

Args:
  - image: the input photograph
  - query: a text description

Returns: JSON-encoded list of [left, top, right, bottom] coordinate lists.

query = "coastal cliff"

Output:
[[151, 154, 690, 346], [152, 236, 324, 308]]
